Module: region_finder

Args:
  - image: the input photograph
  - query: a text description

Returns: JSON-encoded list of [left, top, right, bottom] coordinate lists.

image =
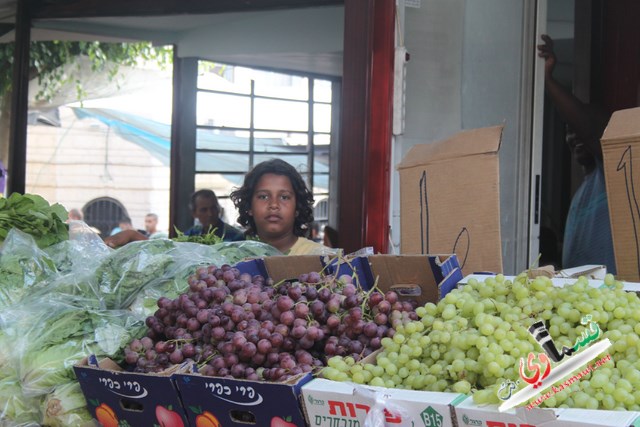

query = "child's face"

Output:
[[249, 173, 297, 240]]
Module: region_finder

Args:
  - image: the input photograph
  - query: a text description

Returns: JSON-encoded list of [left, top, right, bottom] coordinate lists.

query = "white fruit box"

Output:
[[458, 273, 640, 293], [301, 378, 465, 427], [555, 265, 607, 280], [453, 396, 640, 427]]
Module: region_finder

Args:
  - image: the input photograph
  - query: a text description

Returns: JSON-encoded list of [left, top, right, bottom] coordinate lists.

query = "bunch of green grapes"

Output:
[[323, 273, 640, 410]]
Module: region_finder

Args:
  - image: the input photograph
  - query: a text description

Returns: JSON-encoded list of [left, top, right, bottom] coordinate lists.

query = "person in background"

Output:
[[537, 34, 615, 273], [67, 208, 83, 221], [104, 190, 243, 248], [230, 159, 332, 256], [144, 213, 169, 239], [308, 221, 321, 242], [110, 216, 137, 236], [185, 189, 244, 241], [323, 225, 339, 249]]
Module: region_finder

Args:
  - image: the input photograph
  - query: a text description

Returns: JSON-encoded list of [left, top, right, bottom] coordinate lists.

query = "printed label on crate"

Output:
[[305, 394, 403, 425], [420, 405, 444, 427], [96, 376, 149, 398], [203, 380, 263, 405]]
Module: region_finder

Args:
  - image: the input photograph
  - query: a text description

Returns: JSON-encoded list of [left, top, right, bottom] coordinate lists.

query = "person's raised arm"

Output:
[[537, 34, 608, 160]]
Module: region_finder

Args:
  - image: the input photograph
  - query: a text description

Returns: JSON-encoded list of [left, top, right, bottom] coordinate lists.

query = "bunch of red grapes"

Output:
[[123, 264, 418, 382]]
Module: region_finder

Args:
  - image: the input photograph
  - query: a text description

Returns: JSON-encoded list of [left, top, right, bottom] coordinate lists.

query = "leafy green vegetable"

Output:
[[208, 240, 282, 262], [0, 374, 41, 425], [19, 342, 84, 397], [172, 227, 223, 245], [0, 229, 59, 309], [13, 294, 145, 397], [41, 381, 93, 427], [0, 193, 69, 249], [94, 239, 175, 309]]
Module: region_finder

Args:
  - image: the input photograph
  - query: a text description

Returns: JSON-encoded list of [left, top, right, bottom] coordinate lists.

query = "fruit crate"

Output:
[[74, 356, 190, 427], [174, 371, 312, 427]]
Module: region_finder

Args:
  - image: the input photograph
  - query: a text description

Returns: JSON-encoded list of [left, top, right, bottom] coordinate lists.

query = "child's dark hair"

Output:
[[230, 159, 314, 237]]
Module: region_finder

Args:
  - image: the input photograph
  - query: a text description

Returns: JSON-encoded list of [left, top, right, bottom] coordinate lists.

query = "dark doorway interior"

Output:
[[539, 0, 640, 269]]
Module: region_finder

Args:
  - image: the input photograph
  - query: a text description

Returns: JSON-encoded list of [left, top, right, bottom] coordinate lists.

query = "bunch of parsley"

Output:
[[171, 227, 223, 245]]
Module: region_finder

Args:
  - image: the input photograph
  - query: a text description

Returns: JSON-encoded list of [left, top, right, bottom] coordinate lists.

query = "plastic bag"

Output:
[[0, 229, 59, 309], [9, 294, 144, 397], [205, 239, 283, 261], [94, 238, 176, 309], [0, 374, 42, 427], [32, 222, 112, 305], [41, 381, 93, 427], [352, 383, 410, 427], [44, 220, 110, 276]]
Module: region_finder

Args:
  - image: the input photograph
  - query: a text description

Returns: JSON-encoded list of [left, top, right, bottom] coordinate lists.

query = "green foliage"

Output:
[[172, 226, 224, 245], [0, 41, 172, 101], [0, 192, 69, 249]]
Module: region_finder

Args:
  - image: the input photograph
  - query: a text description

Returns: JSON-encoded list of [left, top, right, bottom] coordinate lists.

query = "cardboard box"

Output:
[[453, 396, 640, 427], [326, 254, 463, 305], [241, 253, 462, 305], [174, 372, 312, 427], [601, 107, 640, 281], [397, 125, 504, 276], [73, 356, 189, 427], [555, 264, 607, 280], [302, 378, 464, 427]]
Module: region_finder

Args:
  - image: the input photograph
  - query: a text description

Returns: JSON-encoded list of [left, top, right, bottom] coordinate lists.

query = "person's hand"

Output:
[[537, 34, 556, 78], [104, 229, 148, 248]]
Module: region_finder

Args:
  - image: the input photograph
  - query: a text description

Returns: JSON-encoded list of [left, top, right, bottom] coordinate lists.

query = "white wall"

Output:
[[394, 0, 532, 274], [26, 108, 171, 233], [461, 0, 528, 274], [390, 0, 465, 252]]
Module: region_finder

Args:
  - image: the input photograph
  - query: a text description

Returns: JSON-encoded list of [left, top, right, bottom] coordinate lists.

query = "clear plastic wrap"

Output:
[[353, 384, 410, 427], [204, 239, 282, 261], [41, 381, 93, 427], [0, 229, 58, 309], [94, 238, 176, 309], [0, 374, 42, 427], [7, 294, 144, 398], [44, 220, 110, 276], [0, 234, 283, 425]]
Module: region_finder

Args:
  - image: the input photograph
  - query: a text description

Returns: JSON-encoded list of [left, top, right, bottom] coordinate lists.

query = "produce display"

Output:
[[123, 264, 418, 381], [0, 197, 286, 427], [4, 192, 640, 426], [324, 273, 640, 411]]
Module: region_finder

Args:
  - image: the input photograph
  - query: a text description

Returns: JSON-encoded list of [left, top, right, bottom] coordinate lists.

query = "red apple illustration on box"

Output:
[[156, 405, 185, 427], [271, 416, 296, 427]]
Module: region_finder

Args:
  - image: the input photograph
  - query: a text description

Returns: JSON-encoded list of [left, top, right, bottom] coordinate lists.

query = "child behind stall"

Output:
[[230, 159, 332, 256]]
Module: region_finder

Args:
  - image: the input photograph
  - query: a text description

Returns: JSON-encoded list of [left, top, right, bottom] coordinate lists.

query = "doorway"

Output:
[[539, 0, 640, 270]]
